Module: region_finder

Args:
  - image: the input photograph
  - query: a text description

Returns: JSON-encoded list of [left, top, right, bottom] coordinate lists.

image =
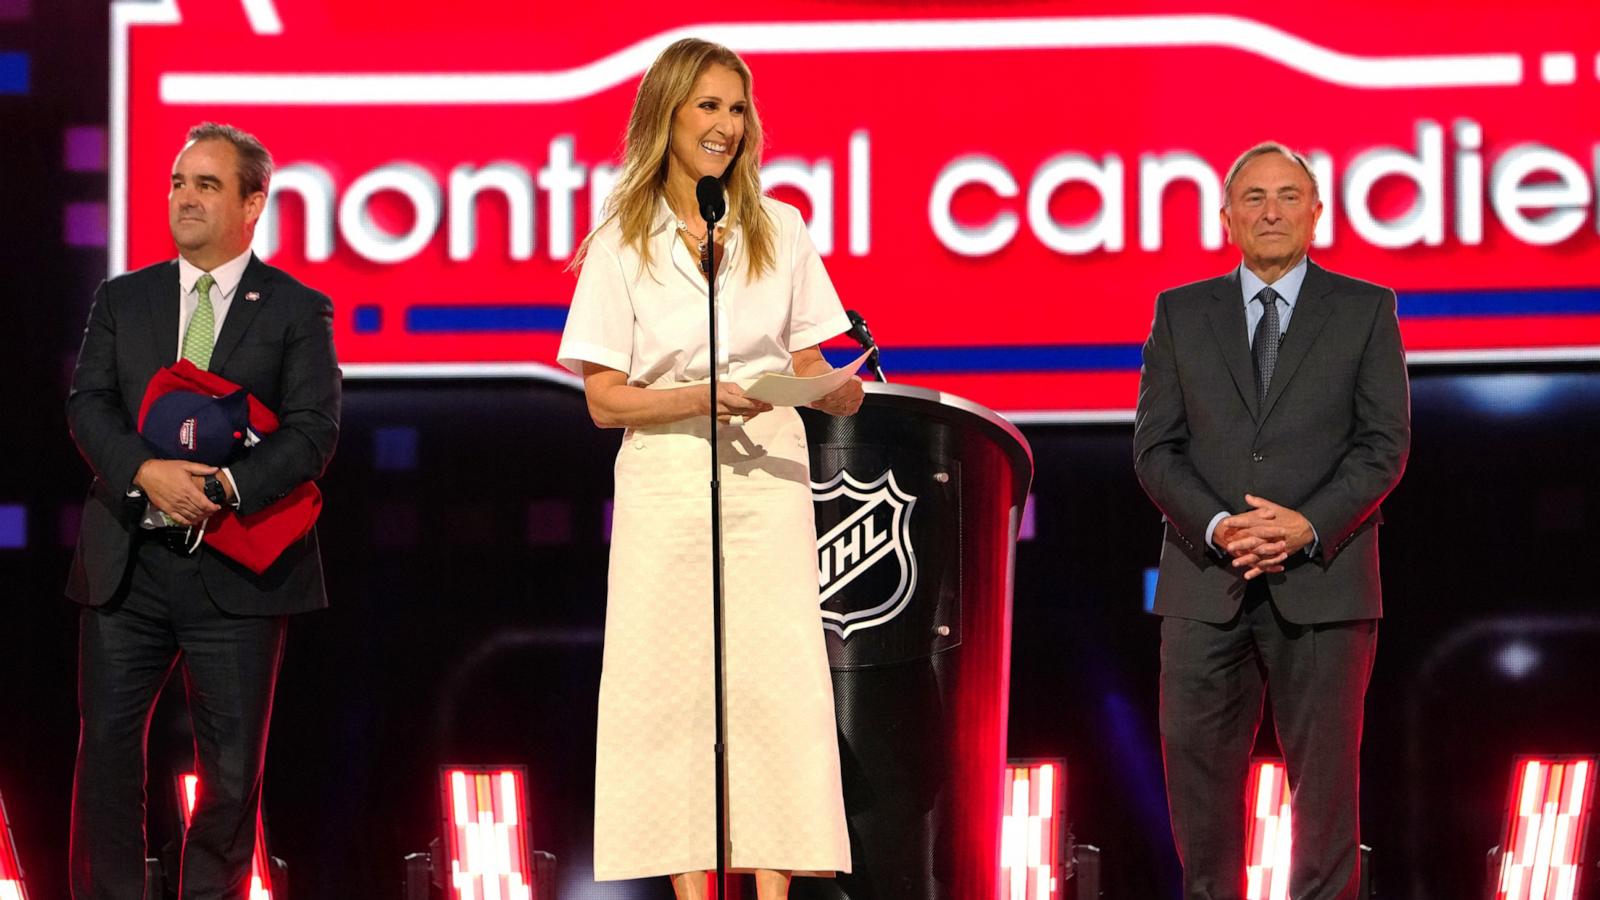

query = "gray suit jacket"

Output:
[[1133, 261, 1410, 624], [65, 254, 341, 614]]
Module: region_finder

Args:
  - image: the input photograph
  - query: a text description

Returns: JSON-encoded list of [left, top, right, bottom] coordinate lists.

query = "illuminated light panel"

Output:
[[1001, 759, 1066, 900], [0, 53, 28, 95], [0, 505, 25, 550], [0, 788, 30, 900], [177, 774, 274, 900], [64, 201, 109, 248], [110, 2, 1600, 423], [1495, 756, 1597, 900], [1245, 759, 1293, 900], [439, 766, 533, 900]]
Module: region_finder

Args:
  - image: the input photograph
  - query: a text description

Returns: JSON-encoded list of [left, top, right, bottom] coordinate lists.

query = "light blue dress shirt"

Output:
[[1240, 256, 1307, 347], [1205, 256, 1318, 558]]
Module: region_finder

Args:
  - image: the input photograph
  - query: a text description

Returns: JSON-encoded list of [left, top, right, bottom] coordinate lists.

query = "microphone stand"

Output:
[[846, 308, 888, 382], [864, 346, 887, 383], [697, 178, 730, 899]]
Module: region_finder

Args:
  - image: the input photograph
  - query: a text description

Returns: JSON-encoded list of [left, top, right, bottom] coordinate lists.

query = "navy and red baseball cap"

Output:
[[140, 387, 250, 466], [135, 360, 322, 574]]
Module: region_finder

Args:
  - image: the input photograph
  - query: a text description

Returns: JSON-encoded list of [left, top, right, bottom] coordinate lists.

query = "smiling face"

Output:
[[667, 63, 747, 186], [1220, 151, 1323, 277], [168, 138, 264, 270]]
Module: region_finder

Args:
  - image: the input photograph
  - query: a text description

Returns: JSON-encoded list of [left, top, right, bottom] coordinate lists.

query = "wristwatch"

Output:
[[202, 473, 228, 506]]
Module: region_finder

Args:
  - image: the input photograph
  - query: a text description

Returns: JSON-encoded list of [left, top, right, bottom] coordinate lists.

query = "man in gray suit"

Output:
[[1134, 142, 1410, 900]]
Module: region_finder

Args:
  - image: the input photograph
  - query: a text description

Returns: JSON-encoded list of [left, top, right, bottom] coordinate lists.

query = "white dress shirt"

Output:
[[137, 248, 253, 527], [557, 196, 851, 385], [175, 247, 252, 352]]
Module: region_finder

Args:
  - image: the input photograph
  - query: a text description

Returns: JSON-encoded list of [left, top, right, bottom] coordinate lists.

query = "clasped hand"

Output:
[[1216, 494, 1315, 580], [134, 459, 220, 527]]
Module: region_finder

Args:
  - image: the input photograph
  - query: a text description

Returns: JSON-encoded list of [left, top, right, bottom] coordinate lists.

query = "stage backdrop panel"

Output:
[[114, 0, 1600, 420]]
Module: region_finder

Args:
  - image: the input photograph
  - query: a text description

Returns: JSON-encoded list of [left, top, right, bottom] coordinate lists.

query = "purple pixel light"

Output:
[[0, 504, 26, 549], [64, 125, 107, 172], [65, 201, 108, 247]]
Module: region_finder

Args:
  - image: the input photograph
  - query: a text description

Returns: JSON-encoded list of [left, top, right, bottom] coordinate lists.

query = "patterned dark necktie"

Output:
[[1252, 286, 1281, 405]]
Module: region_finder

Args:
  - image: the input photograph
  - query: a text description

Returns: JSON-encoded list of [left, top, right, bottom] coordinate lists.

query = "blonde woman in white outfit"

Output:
[[557, 37, 861, 900]]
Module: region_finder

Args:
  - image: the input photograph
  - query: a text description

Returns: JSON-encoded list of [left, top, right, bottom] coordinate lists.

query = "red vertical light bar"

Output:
[[176, 774, 274, 900], [0, 788, 30, 900], [1001, 759, 1065, 900], [439, 766, 533, 900], [1496, 756, 1597, 900], [1245, 759, 1292, 900]]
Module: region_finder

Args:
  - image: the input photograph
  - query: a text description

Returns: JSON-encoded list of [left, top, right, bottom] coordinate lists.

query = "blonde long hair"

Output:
[[572, 38, 775, 279]]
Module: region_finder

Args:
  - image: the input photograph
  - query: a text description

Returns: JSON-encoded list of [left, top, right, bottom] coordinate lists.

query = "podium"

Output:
[[796, 383, 1034, 900]]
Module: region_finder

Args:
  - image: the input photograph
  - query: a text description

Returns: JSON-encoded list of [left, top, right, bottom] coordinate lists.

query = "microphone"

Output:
[[846, 309, 887, 382], [695, 177, 726, 275], [696, 176, 727, 224]]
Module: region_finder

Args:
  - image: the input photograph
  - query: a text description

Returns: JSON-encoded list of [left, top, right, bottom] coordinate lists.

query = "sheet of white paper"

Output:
[[744, 349, 871, 406]]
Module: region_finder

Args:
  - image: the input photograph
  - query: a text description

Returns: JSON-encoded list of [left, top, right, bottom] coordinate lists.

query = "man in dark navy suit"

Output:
[[1135, 142, 1410, 900], [65, 122, 340, 899]]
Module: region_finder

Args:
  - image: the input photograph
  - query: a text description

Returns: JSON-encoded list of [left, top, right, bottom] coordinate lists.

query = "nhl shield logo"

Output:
[[813, 469, 918, 640]]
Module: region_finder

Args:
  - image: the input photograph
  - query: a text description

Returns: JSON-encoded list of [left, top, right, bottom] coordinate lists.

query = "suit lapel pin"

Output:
[[244, 291, 261, 302]]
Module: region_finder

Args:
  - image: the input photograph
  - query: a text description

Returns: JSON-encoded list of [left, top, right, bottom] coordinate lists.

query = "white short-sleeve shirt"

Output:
[[558, 196, 851, 387]]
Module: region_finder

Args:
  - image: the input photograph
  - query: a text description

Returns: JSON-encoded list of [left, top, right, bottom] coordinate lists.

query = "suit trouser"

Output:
[[1159, 582, 1377, 900], [70, 537, 287, 900]]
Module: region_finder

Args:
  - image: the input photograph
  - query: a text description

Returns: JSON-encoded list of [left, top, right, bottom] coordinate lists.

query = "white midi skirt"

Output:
[[593, 405, 852, 880]]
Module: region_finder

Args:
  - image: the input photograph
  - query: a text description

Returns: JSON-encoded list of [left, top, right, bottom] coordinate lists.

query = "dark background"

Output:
[[3, 3, 1599, 898]]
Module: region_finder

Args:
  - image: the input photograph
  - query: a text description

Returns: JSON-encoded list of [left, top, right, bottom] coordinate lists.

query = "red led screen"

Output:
[[114, 0, 1600, 418]]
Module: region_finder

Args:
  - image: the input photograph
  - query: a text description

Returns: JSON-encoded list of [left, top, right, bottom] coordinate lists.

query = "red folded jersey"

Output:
[[139, 359, 322, 574]]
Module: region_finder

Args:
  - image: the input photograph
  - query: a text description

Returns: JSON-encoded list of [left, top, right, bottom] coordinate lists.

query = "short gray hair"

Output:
[[186, 122, 273, 197], [1222, 141, 1318, 206]]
